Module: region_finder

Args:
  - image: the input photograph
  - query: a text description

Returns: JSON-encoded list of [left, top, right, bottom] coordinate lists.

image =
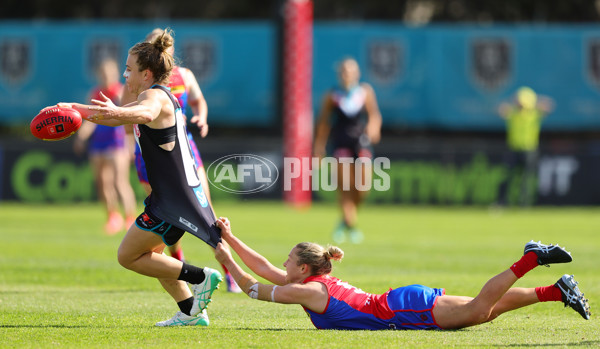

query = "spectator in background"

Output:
[[313, 57, 382, 244], [73, 58, 137, 234], [497, 86, 554, 207]]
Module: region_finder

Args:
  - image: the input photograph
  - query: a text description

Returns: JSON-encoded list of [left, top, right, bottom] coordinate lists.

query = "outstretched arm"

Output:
[[60, 90, 160, 127], [215, 240, 328, 310], [216, 217, 287, 286]]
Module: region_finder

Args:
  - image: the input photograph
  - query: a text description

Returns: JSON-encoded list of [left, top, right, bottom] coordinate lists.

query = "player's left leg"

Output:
[[434, 241, 574, 329], [93, 154, 123, 235], [488, 274, 590, 320], [117, 225, 185, 280], [168, 241, 186, 262], [487, 287, 538, 320], [348, 157, 373, 244], [334, 161, 356, 243], [118, 223, 221, 321], [113, 147, 137, 228], [155, 309, 209, 327]]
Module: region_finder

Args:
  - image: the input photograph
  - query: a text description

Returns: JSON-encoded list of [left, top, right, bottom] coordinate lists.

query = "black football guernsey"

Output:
[[330, 85, 369, 150], [133, 84, 221, 247]]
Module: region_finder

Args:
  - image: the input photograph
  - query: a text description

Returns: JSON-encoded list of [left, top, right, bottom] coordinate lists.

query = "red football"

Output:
[[30, 106, 83, 141]]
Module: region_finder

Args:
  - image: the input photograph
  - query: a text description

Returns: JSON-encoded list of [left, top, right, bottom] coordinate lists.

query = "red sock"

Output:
[[171, 248, 185, 261], [509, 251, 539, 278], [535, 284, 563, 302], [221, 263, 231, 276]]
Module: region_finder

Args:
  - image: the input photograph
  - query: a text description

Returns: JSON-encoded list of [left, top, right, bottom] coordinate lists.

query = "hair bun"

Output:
[[152, 28, 174, 53], [325, 246, 344, 261]]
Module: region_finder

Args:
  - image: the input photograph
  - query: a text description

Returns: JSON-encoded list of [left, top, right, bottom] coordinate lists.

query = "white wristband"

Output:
[[248, 283, 259, 299], [271, 285, 278, 302]]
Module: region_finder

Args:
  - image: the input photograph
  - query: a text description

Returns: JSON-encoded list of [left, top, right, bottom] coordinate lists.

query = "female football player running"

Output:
[[313, 57, 382, 244], [121, 28, 241, 293], [59, 28, 222, 327]]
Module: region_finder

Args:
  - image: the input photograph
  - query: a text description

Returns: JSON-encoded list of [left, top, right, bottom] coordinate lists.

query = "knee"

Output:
[[468, 308, 493, 325], [486, 312, 500, 322], [117, 247, 135, 270]]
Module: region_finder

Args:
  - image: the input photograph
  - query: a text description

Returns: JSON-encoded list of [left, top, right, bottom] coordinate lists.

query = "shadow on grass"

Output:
[[0, 288, 151, 295], [0, 325, 90, 329], [228, 327, 311, 331], [497, 341, 600, 347]]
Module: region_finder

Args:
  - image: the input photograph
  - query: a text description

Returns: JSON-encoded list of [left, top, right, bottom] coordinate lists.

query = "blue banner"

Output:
[[1, 21, 600, 130], [313, 24, 600, 131], [0, 21, 275, 126]]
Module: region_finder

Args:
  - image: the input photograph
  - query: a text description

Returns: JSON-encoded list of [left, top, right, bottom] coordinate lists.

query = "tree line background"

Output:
[[1, 0, 599, 22]]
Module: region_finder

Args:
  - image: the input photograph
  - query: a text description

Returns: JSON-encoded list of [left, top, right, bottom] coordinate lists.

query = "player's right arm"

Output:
[[61, 89, 163, 127], [120, 87, 139, 135], [216, 218, 287, 286], [214, 240, 328, 311]]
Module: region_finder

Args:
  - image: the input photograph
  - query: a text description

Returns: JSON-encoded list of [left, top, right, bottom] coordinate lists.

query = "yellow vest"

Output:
[[506, 107, 544, 151]]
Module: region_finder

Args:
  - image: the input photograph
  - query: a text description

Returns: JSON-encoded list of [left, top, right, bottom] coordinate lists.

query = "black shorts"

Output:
[[135, 208, 185, 246], [332, 133, 373, 159]]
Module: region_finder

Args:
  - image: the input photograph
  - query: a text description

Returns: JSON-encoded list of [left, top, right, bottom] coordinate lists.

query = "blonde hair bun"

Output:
[[325, 246, 344, 261]]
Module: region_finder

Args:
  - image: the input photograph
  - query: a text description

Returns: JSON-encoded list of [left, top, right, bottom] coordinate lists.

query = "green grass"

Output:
[[1, 201, 599, 348]]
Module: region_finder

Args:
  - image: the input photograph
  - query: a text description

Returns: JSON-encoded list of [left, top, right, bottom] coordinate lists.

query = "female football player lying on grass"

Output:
[[214, 217, 590, 330]]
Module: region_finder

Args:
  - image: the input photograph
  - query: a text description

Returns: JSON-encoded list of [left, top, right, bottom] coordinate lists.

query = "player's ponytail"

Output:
[[324, 246, 344, 262], [152, 28, 174, 54], [129, 27, 174, 85], [295, 242, 344, 276]]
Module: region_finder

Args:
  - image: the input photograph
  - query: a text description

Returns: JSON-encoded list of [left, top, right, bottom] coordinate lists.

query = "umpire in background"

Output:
[[497, 86, 555, 206]]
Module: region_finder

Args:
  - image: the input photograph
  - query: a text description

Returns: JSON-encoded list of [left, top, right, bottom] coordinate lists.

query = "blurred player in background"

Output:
[[215, 217, 590, 330], [497, 86, 554, 207], [73, 57, 137, 235], [122, 28, 241, 293], [313, 57, 382, 244], [61, 29, 223, 326]]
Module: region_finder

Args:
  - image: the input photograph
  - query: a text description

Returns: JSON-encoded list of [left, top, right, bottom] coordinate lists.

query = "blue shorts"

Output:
[[89, 125, 125, 155], [135, 131, 203, 184], [386, 284, 445, 330]]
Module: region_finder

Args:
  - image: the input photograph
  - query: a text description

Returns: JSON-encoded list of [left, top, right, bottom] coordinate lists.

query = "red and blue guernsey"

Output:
[[302, 275, 445, 330], [169, 66, 189, 111]]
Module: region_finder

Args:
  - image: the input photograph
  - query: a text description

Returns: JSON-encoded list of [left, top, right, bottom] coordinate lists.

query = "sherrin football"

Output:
[[30, 106, 82, 141]]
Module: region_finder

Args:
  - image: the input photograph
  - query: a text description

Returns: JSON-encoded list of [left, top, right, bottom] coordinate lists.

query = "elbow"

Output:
[[138, 111, 154, 124]]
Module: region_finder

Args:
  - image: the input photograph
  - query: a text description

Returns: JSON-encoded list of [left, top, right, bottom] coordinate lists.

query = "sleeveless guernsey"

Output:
[[133, 84, 220, 247]]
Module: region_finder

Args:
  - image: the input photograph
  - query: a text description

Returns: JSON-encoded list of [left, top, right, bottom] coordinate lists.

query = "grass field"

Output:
[[1, 201, 599, 348]]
